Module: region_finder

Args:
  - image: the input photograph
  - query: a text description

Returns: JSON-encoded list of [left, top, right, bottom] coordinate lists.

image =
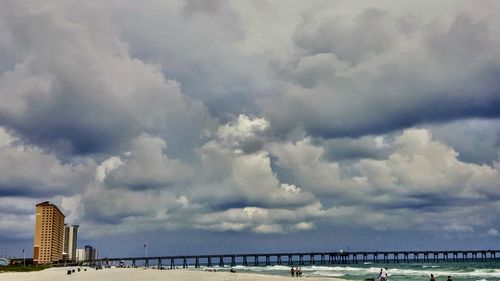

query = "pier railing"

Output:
[[89, 250, 500, 268]]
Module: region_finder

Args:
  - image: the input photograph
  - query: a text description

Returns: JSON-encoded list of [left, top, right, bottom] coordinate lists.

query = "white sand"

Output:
[[0, 267, 348, 281]]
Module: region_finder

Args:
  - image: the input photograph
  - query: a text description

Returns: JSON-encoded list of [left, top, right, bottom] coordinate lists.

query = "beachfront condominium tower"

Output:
[[33, 201, 65, 264], [84, 245, 97, 261], [63, 224, 79, 261]]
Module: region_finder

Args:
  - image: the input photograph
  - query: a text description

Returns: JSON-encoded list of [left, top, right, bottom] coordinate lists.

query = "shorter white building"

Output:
[[76, 248, 85, 262], [76, 246, 98, 262]]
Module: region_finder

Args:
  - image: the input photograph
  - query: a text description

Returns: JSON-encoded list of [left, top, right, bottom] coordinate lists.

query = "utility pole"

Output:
[[144, 242, 148, 267]]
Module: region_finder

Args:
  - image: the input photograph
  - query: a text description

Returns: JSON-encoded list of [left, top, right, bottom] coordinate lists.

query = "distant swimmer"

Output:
[[447, 276, 453, 281], [377, 268, 388, 281], [430, 274, 436, 281]]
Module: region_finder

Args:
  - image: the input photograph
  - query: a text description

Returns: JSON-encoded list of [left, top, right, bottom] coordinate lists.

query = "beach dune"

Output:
[[0, 267, 347, 281]]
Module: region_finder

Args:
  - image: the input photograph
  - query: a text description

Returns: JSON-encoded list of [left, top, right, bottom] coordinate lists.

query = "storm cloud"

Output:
[[268, 8, 500, 138], [0, 0, 499, 257]]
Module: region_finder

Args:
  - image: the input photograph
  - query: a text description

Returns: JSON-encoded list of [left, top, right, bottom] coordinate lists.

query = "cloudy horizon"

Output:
[[0, 0, 499, 258]]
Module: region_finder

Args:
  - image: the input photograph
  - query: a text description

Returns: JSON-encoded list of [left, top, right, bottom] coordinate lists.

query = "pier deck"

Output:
[[90, 250, 500, 268]]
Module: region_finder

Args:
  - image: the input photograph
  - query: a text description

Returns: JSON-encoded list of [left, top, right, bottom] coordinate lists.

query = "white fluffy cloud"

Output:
[[216, 114, 270, 153], [103, 134, 193, 190], [270, 128, 500, 233], [486, 228, 498, 236], [357, 129, 500, 200], [194, 203, 326, 234], [68, 123, 500, 237], [68, 116, 323, 235], [270, 137, 368, 199], [2, 112, 499, 241]]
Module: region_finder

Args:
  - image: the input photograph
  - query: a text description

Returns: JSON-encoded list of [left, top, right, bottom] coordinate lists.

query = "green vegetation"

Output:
[[0, 264, 51, 272]]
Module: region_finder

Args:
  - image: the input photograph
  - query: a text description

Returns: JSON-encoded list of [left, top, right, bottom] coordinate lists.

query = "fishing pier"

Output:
[[93, 250, 500, 268]]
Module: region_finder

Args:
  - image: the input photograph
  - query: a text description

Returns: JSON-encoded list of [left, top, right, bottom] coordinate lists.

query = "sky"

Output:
[[0, 0, 500, 259]]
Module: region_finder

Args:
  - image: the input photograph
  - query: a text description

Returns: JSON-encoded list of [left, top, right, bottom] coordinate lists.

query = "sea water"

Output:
[[216, 262, 500, 281]]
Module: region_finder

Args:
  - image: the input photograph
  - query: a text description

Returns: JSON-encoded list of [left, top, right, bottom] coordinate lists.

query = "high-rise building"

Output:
[[76, 248, 85, 262], [33, 201, 65, 264], [63, 224, 79, 261], [84, 245, 97, 261]]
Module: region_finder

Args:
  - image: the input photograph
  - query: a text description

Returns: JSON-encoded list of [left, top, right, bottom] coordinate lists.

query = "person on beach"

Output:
[[298, 267, 303, 277], [377, 268, 388, 281], [447, 276, 453, 281], [430, 274, 436, 281], [295, 267, 299, 277], [290, 267, 295, 277]]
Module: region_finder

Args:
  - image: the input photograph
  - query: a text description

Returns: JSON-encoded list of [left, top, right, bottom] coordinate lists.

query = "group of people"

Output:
[[430, 274, 453, 281], [290, 267, 303, 277]]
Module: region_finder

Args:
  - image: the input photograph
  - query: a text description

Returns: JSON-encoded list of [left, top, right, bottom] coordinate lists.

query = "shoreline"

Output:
[[0, 267, 348, 281]]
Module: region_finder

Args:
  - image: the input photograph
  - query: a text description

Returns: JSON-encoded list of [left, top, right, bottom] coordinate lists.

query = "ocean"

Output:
[[214, 262, 500, 281]]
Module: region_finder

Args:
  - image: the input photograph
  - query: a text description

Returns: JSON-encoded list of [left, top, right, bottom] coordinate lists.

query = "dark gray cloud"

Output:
[[183, 0, 244, 40], [0, 1, 211, 156], [428, 119, 500, 165], [268, 9, 500, 139], [293, 8, 402, 63], [0, 129, 95, 197], [318, 135, 393, 161], [107, 1, 277, 124]]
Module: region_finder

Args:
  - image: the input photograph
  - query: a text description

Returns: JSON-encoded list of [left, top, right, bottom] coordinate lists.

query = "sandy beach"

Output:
[[0, 267, 348, 281]]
